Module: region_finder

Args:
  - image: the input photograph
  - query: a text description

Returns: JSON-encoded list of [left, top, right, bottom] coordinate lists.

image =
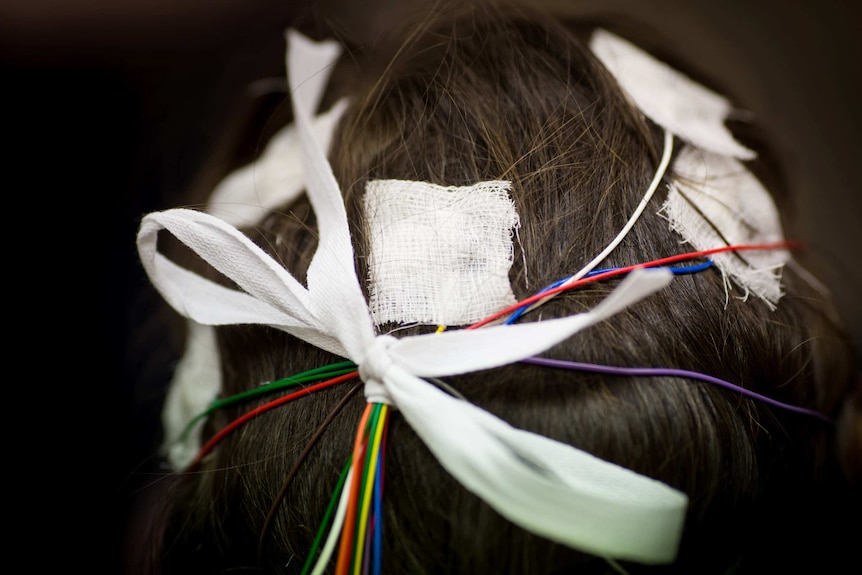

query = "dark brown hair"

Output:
[[129, 2, 860, 573]]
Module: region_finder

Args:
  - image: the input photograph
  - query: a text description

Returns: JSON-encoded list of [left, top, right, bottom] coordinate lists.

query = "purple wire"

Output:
[[520, 356, 832, 425]]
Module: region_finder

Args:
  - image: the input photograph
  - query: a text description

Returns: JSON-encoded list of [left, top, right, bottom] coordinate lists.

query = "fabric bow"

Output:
[[136, 30, 687, 563]]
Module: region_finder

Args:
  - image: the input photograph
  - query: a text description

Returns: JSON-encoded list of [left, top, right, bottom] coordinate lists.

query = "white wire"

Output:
[[566, 128, 674, 285], [516, 129, 674, 318], [310, 467, 354, 575]]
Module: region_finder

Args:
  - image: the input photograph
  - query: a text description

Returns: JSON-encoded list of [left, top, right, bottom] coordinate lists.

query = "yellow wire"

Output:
[[351, 403, 389, 575]]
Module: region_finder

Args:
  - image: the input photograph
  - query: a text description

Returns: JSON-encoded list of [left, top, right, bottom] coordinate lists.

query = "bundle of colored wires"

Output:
[[331, 402, 389, 575], [296, 401, 391, 575]]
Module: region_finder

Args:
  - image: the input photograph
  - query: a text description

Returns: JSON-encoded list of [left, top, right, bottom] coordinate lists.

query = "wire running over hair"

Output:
[[504, 260, 715, 325], [519, 357, 832, 425], [469, 241, 798, 329]]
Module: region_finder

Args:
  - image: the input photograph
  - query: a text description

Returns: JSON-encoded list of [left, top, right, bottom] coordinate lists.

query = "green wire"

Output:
[[350, 403, 383, 572], [211, 365, 358, 409], [299, 457, 353, 575], [176, 360, 358, 442]]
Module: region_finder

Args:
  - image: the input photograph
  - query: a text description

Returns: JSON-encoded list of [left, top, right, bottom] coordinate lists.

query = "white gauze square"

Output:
[[363, 179, 520, 326]]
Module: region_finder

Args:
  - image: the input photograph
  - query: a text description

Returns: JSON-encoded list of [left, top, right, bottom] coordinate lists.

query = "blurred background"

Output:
[[4, 0, 858, 570]]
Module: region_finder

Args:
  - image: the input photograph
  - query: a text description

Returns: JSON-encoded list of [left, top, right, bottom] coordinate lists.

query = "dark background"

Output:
[[4, 1, 859, 571]]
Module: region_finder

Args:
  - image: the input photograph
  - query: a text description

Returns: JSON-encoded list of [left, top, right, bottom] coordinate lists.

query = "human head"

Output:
[[129, 2, 860, 573]]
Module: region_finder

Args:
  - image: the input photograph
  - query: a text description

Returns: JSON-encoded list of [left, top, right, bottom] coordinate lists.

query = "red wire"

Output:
[[190, 371, 359, 468], [468, 241, 799, 329]]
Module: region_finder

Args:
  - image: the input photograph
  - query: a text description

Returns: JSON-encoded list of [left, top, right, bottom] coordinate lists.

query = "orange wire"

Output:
[[335, 402, 373, 575]]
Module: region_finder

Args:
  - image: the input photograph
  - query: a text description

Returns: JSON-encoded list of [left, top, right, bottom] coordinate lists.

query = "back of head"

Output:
[[129, 2, 860, 574]]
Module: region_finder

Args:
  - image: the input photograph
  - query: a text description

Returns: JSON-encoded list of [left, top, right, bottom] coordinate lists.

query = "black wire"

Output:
[[257, 379, 363, 566]]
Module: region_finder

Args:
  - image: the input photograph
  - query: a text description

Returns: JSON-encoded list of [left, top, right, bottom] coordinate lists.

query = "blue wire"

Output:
[[504, 259, 714, 324], [372, 450, 383, 575]]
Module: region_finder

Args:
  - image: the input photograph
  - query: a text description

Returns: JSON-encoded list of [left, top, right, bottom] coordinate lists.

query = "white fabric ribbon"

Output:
[[590, 28, 756, 160], [137, 30, 688, 563], [206, 97, 349, 228], [161, 47, 350, 466]]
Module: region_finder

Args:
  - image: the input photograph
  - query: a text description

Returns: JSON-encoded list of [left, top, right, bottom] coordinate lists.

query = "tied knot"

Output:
[[358, 334, 398, 404]]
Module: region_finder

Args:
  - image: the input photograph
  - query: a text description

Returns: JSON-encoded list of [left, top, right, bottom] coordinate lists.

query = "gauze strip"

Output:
[[137, 29, 688, 563], [590, 28, 756, 160], [364, 179, 519, 326], [161, 320, 221, 469], [660, 145, 789, 307], [206, 98, 349, 228]]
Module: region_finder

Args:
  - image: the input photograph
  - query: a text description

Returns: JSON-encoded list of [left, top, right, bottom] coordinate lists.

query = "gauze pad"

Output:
[[363, 179, 520, 326], [661, 145, 789, 307]]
